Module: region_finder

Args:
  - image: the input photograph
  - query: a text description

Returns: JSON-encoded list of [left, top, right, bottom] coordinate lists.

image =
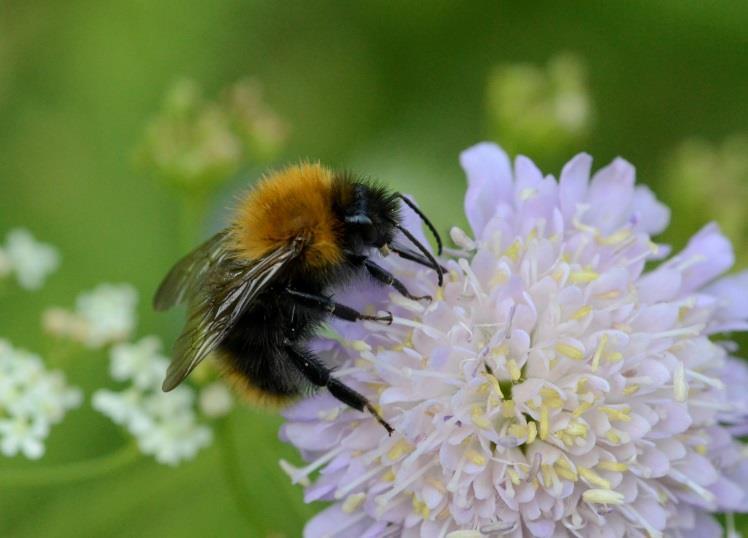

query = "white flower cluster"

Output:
[[43, 283, 138, 348], [92, 336, 213, 466], [0, 228, 60, 290], [0, 339, 82, 459]]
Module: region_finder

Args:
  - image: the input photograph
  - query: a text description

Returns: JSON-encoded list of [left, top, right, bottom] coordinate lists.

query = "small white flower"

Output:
[[3, 228, 60, 290], [0, 339, 81, 460], [93, 337, 213, 465], [76, 283, 138, 348], [0, 416, 50, 459], [45, 283, 138, 348], [199, 381, 234, 418], [110, 336, 169, 390]]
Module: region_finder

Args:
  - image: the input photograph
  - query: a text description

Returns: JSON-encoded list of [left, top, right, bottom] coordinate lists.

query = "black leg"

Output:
[[390, 244, 448, 274], [363, 259, 431, 302], [285, 288, 392, 324], [285, 345, 394, 434]]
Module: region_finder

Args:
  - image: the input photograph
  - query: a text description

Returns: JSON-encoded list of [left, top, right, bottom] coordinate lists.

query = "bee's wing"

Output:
[[153, 230, 232, 311], [161, 236, 306, 391]]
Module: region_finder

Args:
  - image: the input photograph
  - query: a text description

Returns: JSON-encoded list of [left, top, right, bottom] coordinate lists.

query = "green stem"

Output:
[[216, 415, 257, 526], [2, 443, 140, 487]]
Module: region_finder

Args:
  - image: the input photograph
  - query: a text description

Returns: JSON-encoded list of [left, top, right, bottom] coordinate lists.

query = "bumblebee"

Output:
[[154, 163, 443, 433]]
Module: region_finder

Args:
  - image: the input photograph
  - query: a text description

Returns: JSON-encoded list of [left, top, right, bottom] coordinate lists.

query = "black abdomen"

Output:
[[217, 284, 326, 401]]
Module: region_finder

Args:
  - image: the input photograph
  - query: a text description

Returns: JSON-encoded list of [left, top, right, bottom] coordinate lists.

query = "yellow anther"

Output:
[[606, 430, 622, 444], [572, 305, 592, 320], [612, 322, 632, 333], [565, 421, 589, 437], [471, 405, 491, 429], [342, 492, 366, 513], [506, 468, 521, 485], [583, 489, 624, 505], [434, 287, 445, 301], [465, 449, 486, 466], [508, 423, 528, 439], [555, 342, 585, 361], [481, 371, 503, 398], [576, 377, 589, 392], [552, 268, 565, 282], [623, 384, 640, 395], [492, 342, 509, 357], [596, 290, 621, 300], [606, 352, 623, 362], [569, 270, 599, 284], [695, 444, 707, 455], [502, 400, 516, 418], [354, 358, 369, 368], [597, 228, 631, 246], [387, 439, 412, 461], [351, 340, 371, 352], [540, 387, 564, 408], [489, 271, 509, 287], [600, 406, 631, 422], [579, 467, 611, 489], [598, 460, 629, 472], [504, 240, 522, 262], [382, 469, 396, 482], [541, 464, 557, 487], [554, 459, 578, 481], [591, 334, 608, 371], [526, 421, 538, 444], [539, 406, 550, 440], [572, 401, 593, 418], [507, 359, 521, 381], [412, 495, 430, 519]]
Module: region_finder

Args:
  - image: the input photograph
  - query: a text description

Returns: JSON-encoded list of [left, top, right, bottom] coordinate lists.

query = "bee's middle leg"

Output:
[[284, 344, 394, 434], [284, 288, 392, 325]]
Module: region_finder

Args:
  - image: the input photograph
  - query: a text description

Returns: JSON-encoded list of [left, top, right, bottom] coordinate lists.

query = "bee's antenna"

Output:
[[396, 194, 443, 255], [392, 221, 444, 286]]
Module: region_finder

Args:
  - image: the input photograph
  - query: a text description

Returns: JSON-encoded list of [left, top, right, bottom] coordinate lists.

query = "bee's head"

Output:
[[335, 180, 400, 253]]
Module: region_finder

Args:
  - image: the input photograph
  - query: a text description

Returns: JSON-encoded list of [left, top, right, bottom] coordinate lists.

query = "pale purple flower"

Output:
[[280, 143, 748, 538]]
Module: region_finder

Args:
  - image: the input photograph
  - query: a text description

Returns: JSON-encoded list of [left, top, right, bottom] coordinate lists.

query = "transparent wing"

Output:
[[153, 230, 232, 311], [161, 237, 306, 391]]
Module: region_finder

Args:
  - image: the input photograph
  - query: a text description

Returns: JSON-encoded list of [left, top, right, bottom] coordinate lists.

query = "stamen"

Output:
[[539, 405, 550, 440], [572, 305, 592, 320], [569, 270, 599, 284], [673, 362, 688, 402], [591, 334, 608, 371], [555, 342, 585, 361], [342, 492, 366, 513], [583, 489, 624, 505], [579, 467, 611, 489], [334, 465, 386, 499]]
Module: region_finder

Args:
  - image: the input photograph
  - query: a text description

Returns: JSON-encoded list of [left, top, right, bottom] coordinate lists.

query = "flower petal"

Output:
[[460, 142, 513, 238]]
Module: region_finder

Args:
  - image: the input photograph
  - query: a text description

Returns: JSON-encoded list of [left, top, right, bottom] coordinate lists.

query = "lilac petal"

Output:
[[670, 222, 734, 293], [704, 270, 748, 328], [583, 157, 636, 234], [678, 510, 722, 538], [303, 504, 370, 538], [460, 142, 513, 239], [631, 185, 670, 235], [558, 152, 592, 221]]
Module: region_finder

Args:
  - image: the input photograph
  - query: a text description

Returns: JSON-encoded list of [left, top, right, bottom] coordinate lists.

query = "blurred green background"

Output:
[[2, 1, 748, 536]]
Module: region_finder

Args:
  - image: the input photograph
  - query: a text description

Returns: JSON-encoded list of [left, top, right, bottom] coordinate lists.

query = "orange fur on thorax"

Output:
[[231, 163, 345, 269]]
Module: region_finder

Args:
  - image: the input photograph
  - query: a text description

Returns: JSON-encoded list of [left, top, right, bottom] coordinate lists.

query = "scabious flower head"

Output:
[[1, 228, 60, 290], [93, 335, 212, 466], [280, 143, 748, 538], [0, 339, 82, 459]]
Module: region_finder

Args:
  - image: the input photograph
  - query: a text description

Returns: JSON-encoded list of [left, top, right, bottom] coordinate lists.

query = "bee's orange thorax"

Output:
[[231, 163, 347, 269]]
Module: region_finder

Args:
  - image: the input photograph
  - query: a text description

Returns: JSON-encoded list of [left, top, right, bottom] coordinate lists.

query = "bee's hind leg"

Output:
[[284, 345, 394, 434], [285, 288, 392, 325]]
